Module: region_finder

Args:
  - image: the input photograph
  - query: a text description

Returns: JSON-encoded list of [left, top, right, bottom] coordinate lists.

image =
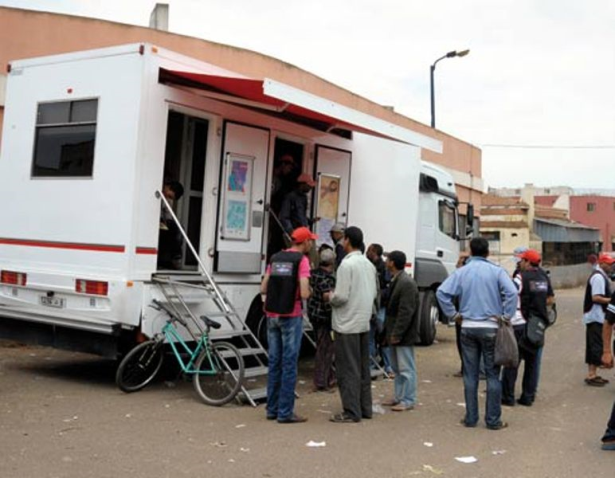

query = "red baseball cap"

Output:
[[520, 249, 541, 264], [598, 253, 615, 265], [291, 227, 318, 244]]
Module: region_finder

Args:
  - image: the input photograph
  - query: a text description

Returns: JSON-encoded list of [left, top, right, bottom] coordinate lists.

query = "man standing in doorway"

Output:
[[382, 250, 420, 412], [330, 223, 346, 269], [325, 226, 378, 423], [279, 174, 316, 234], [436, 237, 517, 430], [583, 253, 614, 387], [260, 227, 316, 424]]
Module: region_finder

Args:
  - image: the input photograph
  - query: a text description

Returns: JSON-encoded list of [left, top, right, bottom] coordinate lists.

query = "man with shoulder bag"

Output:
[[502, 249, 553, 407]]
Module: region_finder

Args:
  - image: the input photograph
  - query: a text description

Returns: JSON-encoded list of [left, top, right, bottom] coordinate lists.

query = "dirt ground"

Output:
[[1, 287, 613, 478]]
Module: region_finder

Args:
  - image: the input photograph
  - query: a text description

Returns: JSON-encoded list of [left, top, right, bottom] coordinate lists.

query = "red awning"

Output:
[[160, 68, 377, 137], [158, 68, 442, 152]]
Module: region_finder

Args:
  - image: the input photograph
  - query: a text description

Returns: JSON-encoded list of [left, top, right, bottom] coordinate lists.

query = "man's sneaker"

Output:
[[277, 414, 308, 424], [487, 421, 509, 431], [601, 439, 615, 451], [330, 412, 360, 423]]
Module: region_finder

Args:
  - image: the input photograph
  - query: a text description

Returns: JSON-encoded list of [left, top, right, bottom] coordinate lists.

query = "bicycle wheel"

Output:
[[116, 340, 164, 393], [193, 341, 245, 406]]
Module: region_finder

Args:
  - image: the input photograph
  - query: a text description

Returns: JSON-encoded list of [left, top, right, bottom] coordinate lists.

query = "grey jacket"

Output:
[[331, 251, 378, 334]]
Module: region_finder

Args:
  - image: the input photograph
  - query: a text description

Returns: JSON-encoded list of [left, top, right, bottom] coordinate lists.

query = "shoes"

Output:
[[266, 414, 277, 420], [277, 414, 308, 424], [453, 370, 463, 378], [460, 418, 477, 428], [391, 404, 414, 412], [487, 421, 509, 431], [585, 377, 607, 387], [602, 439, 615, 451], [330, 412, 360, 423], [382, 398, 399, 406], [501, 399, 515, 407], [517, 398, 533, 407]]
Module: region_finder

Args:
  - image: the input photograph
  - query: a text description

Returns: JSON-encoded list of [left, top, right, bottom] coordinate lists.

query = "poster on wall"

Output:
[[316, 173, 341, 246], [222, 154, 254, 240]]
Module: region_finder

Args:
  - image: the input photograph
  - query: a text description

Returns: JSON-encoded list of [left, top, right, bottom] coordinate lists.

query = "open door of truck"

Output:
[[215, 122, 270, 274]]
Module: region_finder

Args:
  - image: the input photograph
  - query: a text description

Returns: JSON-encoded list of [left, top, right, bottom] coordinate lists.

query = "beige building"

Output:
[[0, 6, 483, 218]]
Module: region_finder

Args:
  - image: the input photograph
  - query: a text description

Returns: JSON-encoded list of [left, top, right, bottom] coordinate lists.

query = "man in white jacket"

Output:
[[325, 226, 378, 423]]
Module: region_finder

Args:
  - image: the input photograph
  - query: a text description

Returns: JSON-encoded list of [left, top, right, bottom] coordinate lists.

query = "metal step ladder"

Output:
[[154, 191, 269, 406]]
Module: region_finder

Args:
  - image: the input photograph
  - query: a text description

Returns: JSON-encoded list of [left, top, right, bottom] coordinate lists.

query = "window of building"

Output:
[[587, 202, 596, 212], [32, 99, 98, 178], [438, 200, 456, 238]]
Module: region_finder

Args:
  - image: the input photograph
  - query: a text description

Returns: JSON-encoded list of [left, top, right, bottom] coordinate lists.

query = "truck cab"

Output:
[[414, 161, 470, 344]]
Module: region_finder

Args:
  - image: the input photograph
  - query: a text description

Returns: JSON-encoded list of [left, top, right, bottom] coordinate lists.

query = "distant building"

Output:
[[483, 186, 600, 267]]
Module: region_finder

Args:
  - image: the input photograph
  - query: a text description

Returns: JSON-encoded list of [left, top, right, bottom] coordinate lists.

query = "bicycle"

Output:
[[115, 299, 245, 406]]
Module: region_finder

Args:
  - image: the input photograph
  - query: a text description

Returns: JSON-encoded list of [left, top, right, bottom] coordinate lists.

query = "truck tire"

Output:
[[246, 297, 268, 349], [419, 290, 439, 346]]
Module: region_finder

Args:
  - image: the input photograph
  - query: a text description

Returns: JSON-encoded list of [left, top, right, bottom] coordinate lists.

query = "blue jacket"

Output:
[[436, 257, 517, 323]]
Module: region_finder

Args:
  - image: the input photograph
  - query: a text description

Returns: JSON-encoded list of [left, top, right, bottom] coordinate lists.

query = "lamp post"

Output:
[[430, 49, 470, 129]]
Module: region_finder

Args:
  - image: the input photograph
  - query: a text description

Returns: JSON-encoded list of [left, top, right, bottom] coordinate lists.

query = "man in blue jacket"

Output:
[[437, 237, 517, 430]]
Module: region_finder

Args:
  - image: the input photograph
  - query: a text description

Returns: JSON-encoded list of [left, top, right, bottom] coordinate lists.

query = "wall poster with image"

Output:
[[222, 154, 254, 240], [316, 173, 341, 246]]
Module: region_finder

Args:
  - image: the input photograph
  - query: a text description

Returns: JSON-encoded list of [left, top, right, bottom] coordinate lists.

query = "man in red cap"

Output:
[[583, 253, 615, 386], [279, 173, 316, 235], [501, 249, 554, 407], [260, 226, 316, 423]]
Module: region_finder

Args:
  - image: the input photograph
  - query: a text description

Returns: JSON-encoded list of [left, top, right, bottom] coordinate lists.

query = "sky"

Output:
[[2, 0, 614, 190]]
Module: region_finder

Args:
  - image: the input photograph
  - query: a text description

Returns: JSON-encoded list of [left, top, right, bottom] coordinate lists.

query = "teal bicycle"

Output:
[[115, 300, 245, 406]]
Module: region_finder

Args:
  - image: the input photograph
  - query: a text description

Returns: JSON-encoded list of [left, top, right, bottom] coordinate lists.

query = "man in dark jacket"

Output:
[[382, 250, 420, 412], [279, 174, 316, 234]]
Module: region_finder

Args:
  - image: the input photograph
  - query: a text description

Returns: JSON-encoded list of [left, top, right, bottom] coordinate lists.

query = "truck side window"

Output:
[[32, 99, 98, 178], [438, 200, 456, 238]]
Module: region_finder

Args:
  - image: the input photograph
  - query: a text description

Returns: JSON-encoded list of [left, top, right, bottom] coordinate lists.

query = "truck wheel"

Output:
[[246, 298, 268, 349], [419, 290, 439, 346]]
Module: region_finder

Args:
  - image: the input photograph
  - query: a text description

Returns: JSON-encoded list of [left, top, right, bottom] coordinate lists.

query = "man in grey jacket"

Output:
[[325, 226, 378, 423], [382, 250, 420, 412]]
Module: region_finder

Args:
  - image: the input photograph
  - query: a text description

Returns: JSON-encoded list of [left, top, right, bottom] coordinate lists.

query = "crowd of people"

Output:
[[259, 225, 615, 449]]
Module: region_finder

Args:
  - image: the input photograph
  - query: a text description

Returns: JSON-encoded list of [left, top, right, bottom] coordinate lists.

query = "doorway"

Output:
[[267, 138, 305, 258], [159, 110, 209, 270]]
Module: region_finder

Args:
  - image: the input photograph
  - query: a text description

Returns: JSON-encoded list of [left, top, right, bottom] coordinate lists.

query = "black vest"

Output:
[[583, 270, 611, 313], [265, 250, 304, 315], [519, 268, 551, 322]]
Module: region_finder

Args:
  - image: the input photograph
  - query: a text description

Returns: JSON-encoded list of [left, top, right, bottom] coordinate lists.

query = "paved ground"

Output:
[[1, 287, 613, 478]]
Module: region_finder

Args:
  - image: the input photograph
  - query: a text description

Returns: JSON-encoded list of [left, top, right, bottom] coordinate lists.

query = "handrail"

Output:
[[156, 190, 231, 313]]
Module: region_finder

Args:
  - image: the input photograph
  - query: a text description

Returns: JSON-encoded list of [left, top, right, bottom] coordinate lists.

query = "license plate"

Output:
[[40, 296, 66, 308]]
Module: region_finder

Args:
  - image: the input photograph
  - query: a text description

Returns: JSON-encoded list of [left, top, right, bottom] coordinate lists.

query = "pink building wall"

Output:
[[570, 196, 615, 251]]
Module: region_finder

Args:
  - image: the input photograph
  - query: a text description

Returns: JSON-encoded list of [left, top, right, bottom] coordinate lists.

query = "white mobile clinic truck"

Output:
[[0, 44, 471, 373]]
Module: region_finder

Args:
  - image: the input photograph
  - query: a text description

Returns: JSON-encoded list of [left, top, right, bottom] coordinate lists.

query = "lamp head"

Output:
[[457, 49, 470, 57]]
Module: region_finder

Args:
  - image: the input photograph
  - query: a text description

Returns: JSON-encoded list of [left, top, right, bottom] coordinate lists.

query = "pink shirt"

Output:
[[265, 252, 311, 318]]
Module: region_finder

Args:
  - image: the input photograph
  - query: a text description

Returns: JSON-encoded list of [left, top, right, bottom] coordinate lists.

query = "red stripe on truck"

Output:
[[135, 247, 158, 255], [0, 238, 125, 253]]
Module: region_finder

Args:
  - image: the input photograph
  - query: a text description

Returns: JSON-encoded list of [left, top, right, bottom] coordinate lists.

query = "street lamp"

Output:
[[430, 49, 470, 129]]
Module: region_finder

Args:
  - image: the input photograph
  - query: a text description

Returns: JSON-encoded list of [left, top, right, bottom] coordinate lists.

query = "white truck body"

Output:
[[0, 44, 459, 356]]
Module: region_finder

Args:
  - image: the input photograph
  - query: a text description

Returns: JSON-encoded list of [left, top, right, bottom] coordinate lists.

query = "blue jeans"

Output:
[[390, 345, 417, 406], [266, 316, 303, 421], [460, 327, 502, 428], [603, 401, 615, 442], [369, 307, 392, 372]]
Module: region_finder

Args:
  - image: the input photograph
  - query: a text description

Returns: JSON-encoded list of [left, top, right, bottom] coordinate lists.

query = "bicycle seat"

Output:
[[200, 316, 221, 330]]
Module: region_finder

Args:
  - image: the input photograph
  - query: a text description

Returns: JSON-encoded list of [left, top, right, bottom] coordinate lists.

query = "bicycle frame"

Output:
[[161, 321, 220, 376]]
